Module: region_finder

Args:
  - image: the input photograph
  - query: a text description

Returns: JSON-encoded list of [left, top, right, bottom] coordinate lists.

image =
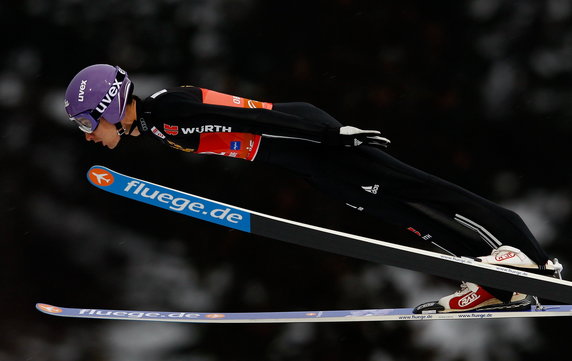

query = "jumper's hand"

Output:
[[339, 126, 391, 148]]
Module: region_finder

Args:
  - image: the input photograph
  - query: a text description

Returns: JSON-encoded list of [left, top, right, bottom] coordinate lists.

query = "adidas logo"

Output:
[[361, 184, 380, 194]]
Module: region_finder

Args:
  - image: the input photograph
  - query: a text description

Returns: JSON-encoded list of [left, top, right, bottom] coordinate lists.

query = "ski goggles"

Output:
[[69, 68, 127, 133], [70, 110, 102, 134]]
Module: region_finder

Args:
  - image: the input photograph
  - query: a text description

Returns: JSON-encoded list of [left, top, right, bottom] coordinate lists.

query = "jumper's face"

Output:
[[84, 117, 121, 149]]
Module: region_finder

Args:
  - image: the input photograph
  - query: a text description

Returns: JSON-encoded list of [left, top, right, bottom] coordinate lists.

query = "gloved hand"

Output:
[[338, 126, 391, 148]]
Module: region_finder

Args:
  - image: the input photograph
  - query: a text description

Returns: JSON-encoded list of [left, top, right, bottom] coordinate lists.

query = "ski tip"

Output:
[[87, 166, 116, 188], [88, 165, 109, 173], [36, 303, 64, 315]]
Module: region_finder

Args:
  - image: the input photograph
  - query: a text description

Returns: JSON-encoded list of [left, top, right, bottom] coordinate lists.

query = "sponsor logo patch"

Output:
[[89, 168, 115, 186], [205, 314, 226, 319], [88, 166, 251, 232], [164, 124, 179, 136], [94, 77, 123, 114], [78, 80, 87, 102], [181, 125, 232, 134], [230, 141, 241, 150], [361, 184, 379, 194], [151, 126, 166, 139], [458, 292, 480, 308], [495, 252, 516, 262], [407, 226, 433, 241], [37, 304, 63, 314]]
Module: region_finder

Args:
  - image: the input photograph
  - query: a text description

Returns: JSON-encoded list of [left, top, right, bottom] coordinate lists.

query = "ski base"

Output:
[[85, 166, 572, 304], [36, 303, 572, 323]]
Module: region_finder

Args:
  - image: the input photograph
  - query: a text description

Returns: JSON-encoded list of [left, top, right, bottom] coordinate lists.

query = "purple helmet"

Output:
[[65, 64, 132, 133]]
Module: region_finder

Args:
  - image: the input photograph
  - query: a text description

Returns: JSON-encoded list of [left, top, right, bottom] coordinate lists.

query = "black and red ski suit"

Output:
[[137, 86, 549, 300]]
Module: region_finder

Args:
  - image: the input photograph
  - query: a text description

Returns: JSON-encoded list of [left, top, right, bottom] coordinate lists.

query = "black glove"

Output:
[[338, 126, 391, 148]]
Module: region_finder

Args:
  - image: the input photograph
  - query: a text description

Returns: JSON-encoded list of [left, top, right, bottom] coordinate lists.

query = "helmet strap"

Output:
[[127, 118, 139, 135], [115, 122, 127, 137], [115, 118, 139, 137]]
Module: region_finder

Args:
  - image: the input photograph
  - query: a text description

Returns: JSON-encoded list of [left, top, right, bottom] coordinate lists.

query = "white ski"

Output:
[[36, 303, 572, 323], [85, 166, 572, 303]]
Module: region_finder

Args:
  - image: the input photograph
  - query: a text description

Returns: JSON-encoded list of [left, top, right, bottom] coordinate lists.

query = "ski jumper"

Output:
[[137, 86, 549, 270]]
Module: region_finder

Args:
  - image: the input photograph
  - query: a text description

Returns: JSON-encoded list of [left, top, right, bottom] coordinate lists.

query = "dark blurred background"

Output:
[[2, 0, 572, 360]]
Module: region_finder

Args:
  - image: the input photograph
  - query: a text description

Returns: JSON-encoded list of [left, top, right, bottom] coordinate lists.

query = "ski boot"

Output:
[[413, 246, 563, 314], [477, 246, 562, 275]]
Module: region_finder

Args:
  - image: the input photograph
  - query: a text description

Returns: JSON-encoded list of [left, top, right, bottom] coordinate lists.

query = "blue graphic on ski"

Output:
[[36, 303, 572, 323], [86, 165, 572, 303]]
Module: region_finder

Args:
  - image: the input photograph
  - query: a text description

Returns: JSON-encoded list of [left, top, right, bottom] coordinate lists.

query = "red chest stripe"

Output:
[[196, 132, 262, 161]]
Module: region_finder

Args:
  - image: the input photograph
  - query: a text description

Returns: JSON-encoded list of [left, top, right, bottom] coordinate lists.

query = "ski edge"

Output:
[[36, 303, 572, 323]]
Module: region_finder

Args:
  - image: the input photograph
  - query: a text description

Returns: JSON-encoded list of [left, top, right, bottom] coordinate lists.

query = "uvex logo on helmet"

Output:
[[78, 80, 87, 102], [94, 77, 123, 114]]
